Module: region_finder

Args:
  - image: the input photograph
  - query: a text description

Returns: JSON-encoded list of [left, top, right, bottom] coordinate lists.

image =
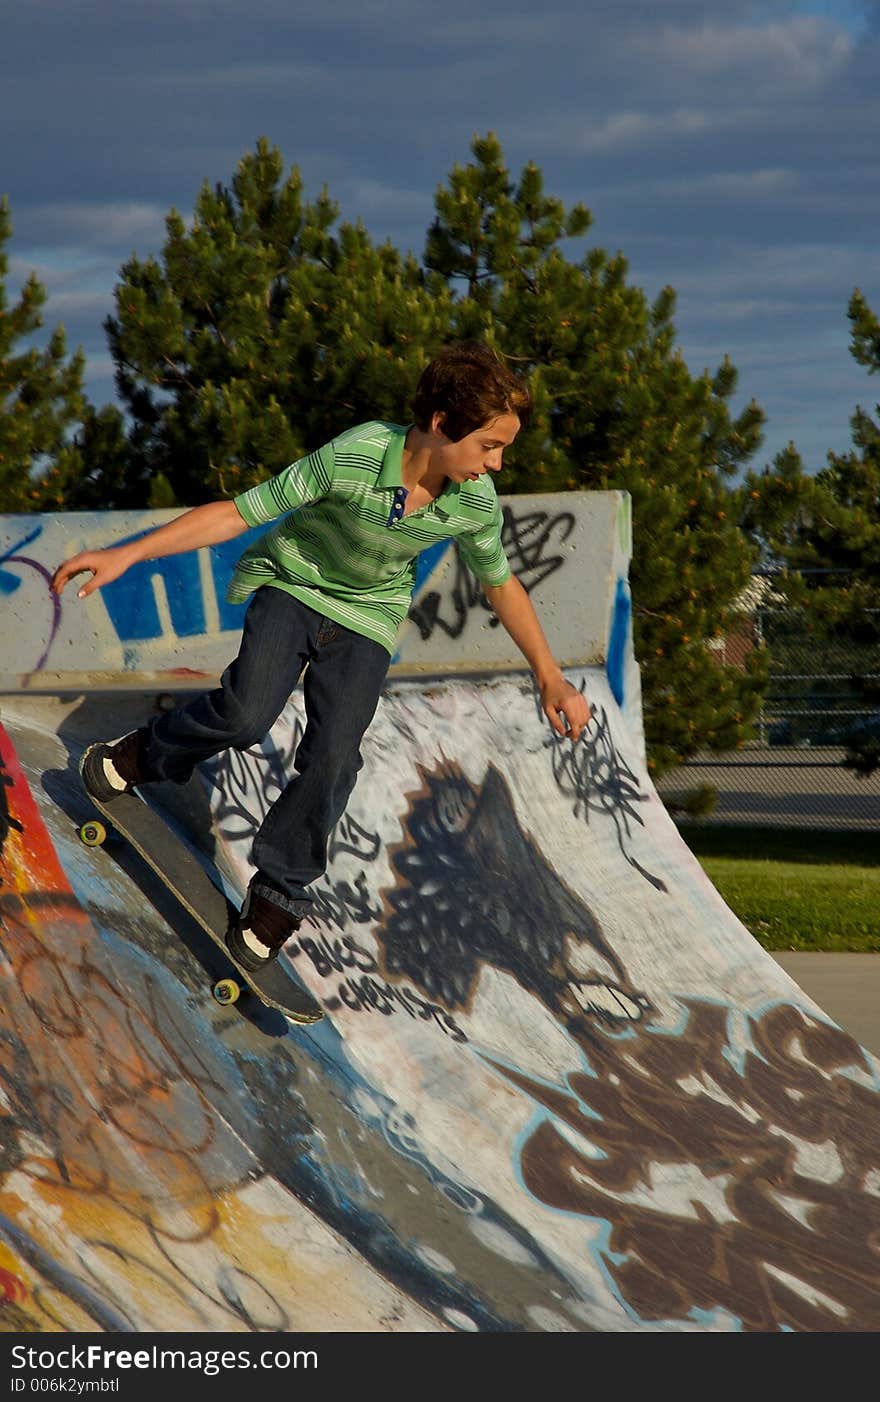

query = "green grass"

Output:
[[677, 824, 880, 953]]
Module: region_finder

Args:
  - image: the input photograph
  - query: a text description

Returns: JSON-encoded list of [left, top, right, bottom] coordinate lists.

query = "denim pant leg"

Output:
[[143, 586, 312, 782], [251, 618, 390, 910]]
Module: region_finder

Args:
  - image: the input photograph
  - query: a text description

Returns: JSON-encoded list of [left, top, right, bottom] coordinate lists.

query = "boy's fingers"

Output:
[[51, 557, 96, 596], [76, 563, 102, 597], [551, 696, 592, 742], [546, 705, 567, 737], [51, 564, 72, 594]]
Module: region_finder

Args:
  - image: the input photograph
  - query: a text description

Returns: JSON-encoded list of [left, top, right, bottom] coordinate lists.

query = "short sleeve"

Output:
[[455, 495, 512, 586], [233, 439, 335, 527]]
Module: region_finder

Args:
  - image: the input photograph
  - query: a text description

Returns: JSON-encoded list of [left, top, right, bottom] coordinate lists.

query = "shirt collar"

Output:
[[376, 424, 411, 488], [375, 423, 461, 514]]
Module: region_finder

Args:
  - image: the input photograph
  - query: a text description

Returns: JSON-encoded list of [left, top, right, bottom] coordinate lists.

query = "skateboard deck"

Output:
[[78, 748, 323, 1024]]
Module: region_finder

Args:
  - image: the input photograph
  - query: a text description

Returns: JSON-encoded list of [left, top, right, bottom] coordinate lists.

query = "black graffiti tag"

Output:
[[503, 507, 575, 594], [209, 741, 459, 1032], [307, 869, 383, 934], [537, 683, 667, 894], [327, 814, 382, 866], [409, 506, 575, 642], [209, 720, 304, 842], [284, 932, 468, 1042], [333, 973, 468, 1042], [376, 760, 652, 1038]]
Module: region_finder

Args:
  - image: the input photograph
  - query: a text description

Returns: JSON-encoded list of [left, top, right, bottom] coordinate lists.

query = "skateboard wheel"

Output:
[[212, 977, 241, 1006], [78, 821, 107, 847]]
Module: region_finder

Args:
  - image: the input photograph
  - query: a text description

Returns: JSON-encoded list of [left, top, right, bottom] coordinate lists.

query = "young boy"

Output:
[[51, 342, 590, 977]]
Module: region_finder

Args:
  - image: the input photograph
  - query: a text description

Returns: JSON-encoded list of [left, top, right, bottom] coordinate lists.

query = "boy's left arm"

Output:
[[483, 575, 592, 742]]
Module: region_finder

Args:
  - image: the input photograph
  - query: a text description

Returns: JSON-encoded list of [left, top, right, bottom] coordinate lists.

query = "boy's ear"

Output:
[[431, 411, 448, 439]]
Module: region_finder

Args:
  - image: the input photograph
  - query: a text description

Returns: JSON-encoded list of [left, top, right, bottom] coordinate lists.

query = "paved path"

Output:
[[656, 747, 880, 829], [772, 952, 880, 1057]]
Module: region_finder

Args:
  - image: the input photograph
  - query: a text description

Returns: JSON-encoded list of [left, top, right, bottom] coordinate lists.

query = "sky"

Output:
[[3, 0, 879, 478]]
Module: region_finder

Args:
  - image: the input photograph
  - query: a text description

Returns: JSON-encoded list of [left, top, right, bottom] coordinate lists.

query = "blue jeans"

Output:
[[142, 586, 390, 915]]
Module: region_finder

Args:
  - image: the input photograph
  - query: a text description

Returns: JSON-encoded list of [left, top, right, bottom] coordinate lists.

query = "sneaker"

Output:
[[225, 888, 302, 974], [81, 730, 153, 803]]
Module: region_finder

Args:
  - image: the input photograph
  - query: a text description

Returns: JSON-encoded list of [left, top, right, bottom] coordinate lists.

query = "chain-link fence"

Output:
[[655, 571, 880, 830]]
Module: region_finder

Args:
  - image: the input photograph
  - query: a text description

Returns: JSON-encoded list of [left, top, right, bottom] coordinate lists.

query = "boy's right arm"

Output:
[[51, 499, 250, 598]]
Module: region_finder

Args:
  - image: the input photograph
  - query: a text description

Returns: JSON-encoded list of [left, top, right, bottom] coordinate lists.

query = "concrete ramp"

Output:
[[1, 499, 878, 1333]]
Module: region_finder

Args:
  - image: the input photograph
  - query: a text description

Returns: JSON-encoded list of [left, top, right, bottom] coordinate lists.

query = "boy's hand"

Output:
[[539, 675, 592, 742], [51, 546, 133, 598]]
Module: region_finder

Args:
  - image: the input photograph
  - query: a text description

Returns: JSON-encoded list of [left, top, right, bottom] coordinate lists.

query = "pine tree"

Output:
[[0, 198, 87, 512], [740, 292, 880, 600], [104, 137, 449, 506], [813, 290, 880, 625], [737, 292, 880, 773], [40, 404, 137, 509], [425, 135, 767, 775], [59, 135, 775, 776]]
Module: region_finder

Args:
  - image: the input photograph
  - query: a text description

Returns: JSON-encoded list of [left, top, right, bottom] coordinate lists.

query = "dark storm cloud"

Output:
[[2, 0, 878, 471]]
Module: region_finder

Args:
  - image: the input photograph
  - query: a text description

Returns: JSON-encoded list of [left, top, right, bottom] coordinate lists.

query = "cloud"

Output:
[[2, 0, 878, 475], [44, 290, 114, 322], [547, 109, 716, 157], [175, 61, 324, 89], [670, 241, 880, 302], [702, 298, 806, 322], [333, 178, 433, 242], [11, 202, 167, 254], [625, 15, 853, 85]]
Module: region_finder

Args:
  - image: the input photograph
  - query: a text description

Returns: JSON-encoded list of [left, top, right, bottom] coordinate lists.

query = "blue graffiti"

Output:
[[101, 536, 205, 641], [98, 528, 262, 643], [211, 535, 260, 631], [413, 539, 452, 594], [606, 576, 631, 706], [0, 524, 44, 597], [0, 525, 62, 672], [97, 528, 452, 649]]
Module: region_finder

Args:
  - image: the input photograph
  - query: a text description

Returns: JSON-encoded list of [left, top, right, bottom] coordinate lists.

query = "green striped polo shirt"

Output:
[[227, 420, 512, 654]]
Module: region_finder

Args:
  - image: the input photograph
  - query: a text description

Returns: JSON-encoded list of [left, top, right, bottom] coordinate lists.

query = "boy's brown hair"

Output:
[[411, 341, 531, 441]]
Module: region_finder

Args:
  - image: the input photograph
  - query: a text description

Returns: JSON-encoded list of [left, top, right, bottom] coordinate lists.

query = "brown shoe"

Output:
[[225, 889, 302, 973], [81, 730, 152, 802]]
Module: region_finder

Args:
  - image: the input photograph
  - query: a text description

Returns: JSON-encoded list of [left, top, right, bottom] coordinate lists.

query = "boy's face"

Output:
[[432, 412, 520, 483]]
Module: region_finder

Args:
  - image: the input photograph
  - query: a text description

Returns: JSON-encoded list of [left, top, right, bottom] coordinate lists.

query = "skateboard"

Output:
[[77, 748, 324, 1025]]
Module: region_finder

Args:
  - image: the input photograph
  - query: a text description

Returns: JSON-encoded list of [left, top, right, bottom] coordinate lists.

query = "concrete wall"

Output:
[[0, 492, 643, 756]]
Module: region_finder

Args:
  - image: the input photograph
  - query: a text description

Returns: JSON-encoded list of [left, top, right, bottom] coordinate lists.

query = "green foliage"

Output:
[[423, 134, 768, 775], [659, 783, 719, 819], [736, 290, 880, 779], [26, 134, 776, 774], [105, 137, 449, 505], [738, 290, 880, 609], [0, 198, 87, 512], [849, 287, 880, 373]]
